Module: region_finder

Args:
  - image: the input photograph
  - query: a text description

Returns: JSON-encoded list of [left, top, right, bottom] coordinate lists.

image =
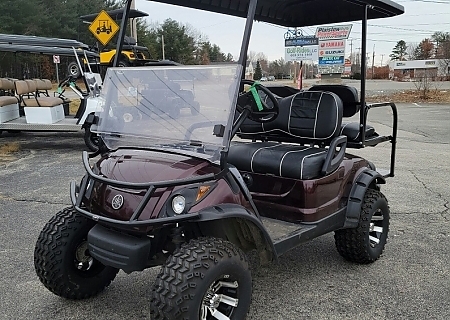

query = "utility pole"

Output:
[[349, 39, 353, 60], [380, 54, 385, 67], [372, 44, 375, 79], [356, 47, 361, 73]]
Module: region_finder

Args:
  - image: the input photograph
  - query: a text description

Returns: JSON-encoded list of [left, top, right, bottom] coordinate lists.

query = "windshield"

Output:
[[93, 64, 242, 161]]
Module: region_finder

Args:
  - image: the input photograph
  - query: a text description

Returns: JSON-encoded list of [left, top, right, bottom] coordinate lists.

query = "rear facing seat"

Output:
[[15, 80, 65, 124], [15, 80, 64, 107], [228, 91, 346, 180], [308, 85, 377, 145]]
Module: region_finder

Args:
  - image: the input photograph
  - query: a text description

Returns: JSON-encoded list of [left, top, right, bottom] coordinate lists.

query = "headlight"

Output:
[[172, 195, 186, 214]]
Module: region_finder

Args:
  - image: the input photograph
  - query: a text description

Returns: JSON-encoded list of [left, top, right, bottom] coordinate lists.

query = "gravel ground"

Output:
[[0, 102, 449, 319]]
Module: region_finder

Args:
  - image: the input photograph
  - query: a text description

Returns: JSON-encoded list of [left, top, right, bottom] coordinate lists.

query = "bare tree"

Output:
[[407, 42, 418, 60]]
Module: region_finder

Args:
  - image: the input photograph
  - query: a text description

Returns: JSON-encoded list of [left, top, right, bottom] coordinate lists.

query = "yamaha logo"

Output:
[[111, 194, 124, 210]]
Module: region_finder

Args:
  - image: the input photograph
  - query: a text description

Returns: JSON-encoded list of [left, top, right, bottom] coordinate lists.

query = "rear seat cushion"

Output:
[[228, 141, 328, 180], [341, 122, 376, 141], [239, 91, 343, 143], [0, 96, 19, 107], [23, 97, 63, 107]]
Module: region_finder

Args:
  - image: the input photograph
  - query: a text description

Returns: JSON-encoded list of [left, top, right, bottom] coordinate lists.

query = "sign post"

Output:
[[53, 55, 60, 85]]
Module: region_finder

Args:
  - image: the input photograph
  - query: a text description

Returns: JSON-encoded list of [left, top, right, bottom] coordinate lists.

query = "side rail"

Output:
[[360, 102, 398, 178]]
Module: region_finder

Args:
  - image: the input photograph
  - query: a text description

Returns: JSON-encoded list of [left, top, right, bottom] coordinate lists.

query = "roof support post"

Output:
[[238, 0, 258, 79], [360, 4, 368, 146], [113, 0, 133, 67]]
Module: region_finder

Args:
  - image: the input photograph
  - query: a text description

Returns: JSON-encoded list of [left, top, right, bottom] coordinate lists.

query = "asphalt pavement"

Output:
[[0, 102, 449, 319]]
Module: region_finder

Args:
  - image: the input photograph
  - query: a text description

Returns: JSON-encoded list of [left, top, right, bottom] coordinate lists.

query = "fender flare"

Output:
[[344, 169, 386, 228], [192, 204, 277, 264]]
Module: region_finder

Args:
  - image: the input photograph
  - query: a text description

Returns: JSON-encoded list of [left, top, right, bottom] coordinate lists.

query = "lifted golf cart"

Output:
[[34, 0, 404, 319]]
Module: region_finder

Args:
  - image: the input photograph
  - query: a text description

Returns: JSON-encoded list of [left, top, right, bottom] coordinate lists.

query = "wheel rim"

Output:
[[200, 276, 239, 320], [69, 64, 79, 76], [369, 209, 385, 248], [75, 240, 94, 271]]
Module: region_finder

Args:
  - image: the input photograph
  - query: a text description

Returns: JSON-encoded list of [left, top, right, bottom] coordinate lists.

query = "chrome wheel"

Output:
[[369, 209, 384, 247], [75, 240, 94, 271], [200, 278, 239, 320]]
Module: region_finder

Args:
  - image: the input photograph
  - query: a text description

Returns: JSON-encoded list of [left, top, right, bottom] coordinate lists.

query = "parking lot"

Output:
[[0, 102, 449, 319]]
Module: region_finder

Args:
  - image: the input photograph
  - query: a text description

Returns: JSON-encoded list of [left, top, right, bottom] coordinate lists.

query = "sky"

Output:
[[135, 0, 450, 66]]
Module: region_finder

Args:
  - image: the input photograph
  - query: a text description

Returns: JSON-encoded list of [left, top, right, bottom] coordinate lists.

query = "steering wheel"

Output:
[[237, 79, 279, 123]]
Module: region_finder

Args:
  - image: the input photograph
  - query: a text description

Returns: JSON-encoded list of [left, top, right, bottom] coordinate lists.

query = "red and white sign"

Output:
[[53, 55, 60, 64], [315, 24, 352, 40]]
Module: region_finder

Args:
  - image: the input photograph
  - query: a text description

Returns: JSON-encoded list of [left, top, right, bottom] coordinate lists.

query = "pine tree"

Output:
[[253, 60, 262, 80], [389, 40, 408, 61]]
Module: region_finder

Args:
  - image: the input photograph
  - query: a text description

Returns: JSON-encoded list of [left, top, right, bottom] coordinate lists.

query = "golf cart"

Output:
[[34, 0, 403, 319], [0, 40, 104, 151]]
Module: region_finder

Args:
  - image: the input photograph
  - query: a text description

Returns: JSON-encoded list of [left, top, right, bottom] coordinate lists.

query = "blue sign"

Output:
[[318, 56, 345, 65], [285, 36, 319, 47]]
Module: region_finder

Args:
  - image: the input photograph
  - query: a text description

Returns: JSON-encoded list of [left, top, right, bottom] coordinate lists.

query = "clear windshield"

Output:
[[93, 64, 242, 162]]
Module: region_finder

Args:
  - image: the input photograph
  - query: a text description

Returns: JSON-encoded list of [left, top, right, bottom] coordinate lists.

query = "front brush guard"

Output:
[[70, 151, 225, 229]]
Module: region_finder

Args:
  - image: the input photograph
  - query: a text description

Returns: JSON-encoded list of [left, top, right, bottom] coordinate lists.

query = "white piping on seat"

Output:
[[279, 147, 311, 177], [250, 144, 279, 173], [313, 92, 323, 138]]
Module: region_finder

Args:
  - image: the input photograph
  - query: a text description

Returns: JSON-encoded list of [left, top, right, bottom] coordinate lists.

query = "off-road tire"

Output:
[[84, 124, 99, 152], [335, 189, 390, 263], [150, 237, 252, 320], [34, 206, 119, 299]]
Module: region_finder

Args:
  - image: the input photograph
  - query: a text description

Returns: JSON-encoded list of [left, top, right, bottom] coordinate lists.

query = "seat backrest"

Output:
[[308, 84, 359, 117], [239, 90, 343, 145], [14, 80, 32, 95], [0, 78, 15, 93], [25, 79, 37, 93]]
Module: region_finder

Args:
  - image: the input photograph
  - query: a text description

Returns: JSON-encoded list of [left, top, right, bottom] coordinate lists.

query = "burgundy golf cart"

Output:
[[34, 0, 404, 319]]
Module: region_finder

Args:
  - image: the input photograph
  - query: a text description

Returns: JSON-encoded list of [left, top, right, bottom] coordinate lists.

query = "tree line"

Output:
[[0, 0, 235, 79], [389, 32, 450, 61]]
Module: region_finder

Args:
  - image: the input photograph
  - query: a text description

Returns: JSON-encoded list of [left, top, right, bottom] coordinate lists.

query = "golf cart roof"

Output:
[[0, 43, 99, 58], [0, 33, 89, 49], [147, 0, 404, 27], [80, 8, 149, 22]]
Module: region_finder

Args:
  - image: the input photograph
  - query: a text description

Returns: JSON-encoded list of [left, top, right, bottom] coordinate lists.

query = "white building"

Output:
[[389, 59, 450, 80]]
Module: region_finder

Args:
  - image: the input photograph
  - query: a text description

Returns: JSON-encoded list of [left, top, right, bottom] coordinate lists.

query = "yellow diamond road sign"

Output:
[[88, 10, 120, 46]]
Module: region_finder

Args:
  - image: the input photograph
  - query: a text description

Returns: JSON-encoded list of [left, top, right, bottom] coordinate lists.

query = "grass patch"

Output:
[[69, 99, 81, 115], [0, 142, 20, 155], [367, 89, 450, 104]]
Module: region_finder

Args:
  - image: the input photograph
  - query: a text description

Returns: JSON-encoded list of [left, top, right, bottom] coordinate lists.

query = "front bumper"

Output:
[[88, 224, 151, 273]]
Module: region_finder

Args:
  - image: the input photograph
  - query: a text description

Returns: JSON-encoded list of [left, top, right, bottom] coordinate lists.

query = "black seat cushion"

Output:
[[228, 142, 328, 180], [341, 122, 376, 141], [239, 91, 343, 144], [308, 85, 359, 117]]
